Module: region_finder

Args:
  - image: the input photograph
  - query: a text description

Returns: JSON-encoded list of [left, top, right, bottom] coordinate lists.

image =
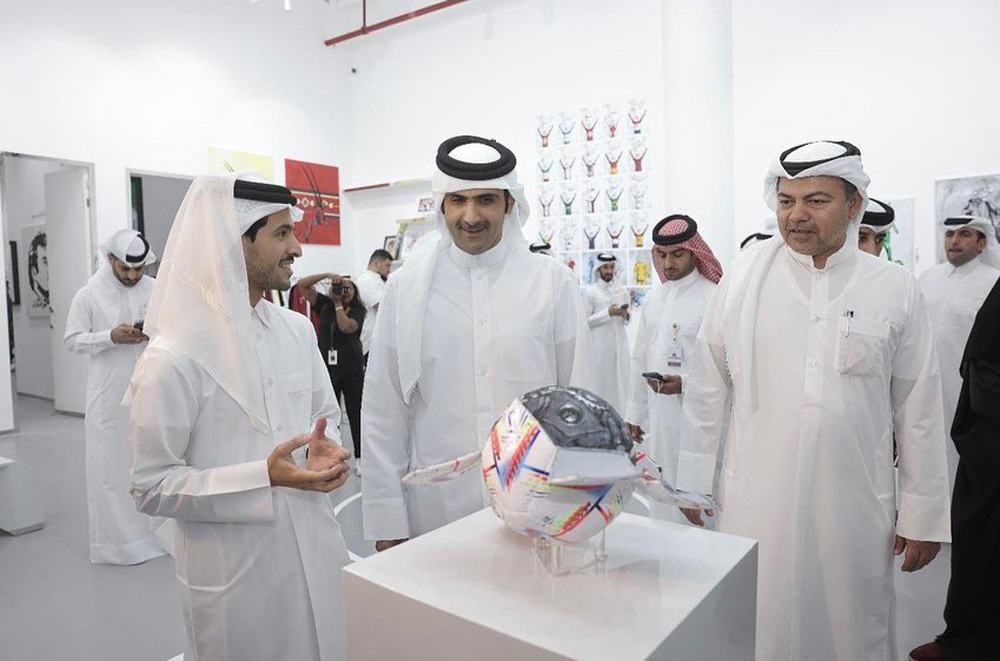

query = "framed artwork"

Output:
[[207, 146, 275, 181], [22, 223, 49, 318], [383, 235, 400, 259], [935, 174, 1000, 263], [285, 159, 341, 245], [6, 240, 19, 306]]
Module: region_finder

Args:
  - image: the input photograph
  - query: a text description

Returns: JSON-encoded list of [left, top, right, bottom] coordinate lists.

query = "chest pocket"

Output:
[[283, 371, 313, 436], [835, 316, 889, 378], [498, 320, 554, 382]]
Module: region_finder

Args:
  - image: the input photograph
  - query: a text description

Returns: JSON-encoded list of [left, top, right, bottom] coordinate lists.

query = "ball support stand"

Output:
[[532, 528, 609, 576]]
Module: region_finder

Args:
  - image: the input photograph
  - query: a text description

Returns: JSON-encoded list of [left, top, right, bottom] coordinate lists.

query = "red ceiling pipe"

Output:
[[325, 0, 471, 47]]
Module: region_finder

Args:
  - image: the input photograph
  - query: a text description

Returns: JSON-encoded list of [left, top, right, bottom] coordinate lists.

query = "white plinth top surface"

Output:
[[345, 510, 757, 661]]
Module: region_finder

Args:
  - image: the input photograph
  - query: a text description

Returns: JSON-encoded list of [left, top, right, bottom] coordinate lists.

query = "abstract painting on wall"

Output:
[[285, 159, 341, 246], [935, 174, 1000, 263]]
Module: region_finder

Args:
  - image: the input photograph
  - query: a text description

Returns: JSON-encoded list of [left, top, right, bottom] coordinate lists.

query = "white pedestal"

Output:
[[0, 455, 45, 535], [344, 510, 757, 661]]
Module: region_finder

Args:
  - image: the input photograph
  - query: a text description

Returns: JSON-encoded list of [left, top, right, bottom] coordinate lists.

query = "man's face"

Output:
[[442, 188, 510, 255], [373, 257, 392, 279], [944, 227, 986, 267], [108, 255, 145, 287], [34, 246, 49, 290], [655, 246, 696, 281], [242, 210, 302, 291], [776, 176, 861, 261], [598, 263, 616, 282], [857, 226, 886, 257]]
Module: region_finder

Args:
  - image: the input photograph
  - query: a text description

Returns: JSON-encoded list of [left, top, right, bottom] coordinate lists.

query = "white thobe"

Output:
[[894, 255, 1000, 654], [129, 300, 350, 661], [581, 277, 630, 412], [677, 245, 951, 661], [354, 269, 386, 356], [64, 271, 164, 565], [625, 269, 714, 521], [362, 241, 593, 541], [918, 255, 1000, 488]]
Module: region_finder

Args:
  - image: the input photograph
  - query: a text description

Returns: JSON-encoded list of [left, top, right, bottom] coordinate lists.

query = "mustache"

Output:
[[457, 221, 489, 232]]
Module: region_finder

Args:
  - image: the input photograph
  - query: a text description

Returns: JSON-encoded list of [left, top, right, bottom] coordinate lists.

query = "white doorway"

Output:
[[126, 169, 193, 278], [0, 153, 97, 427]]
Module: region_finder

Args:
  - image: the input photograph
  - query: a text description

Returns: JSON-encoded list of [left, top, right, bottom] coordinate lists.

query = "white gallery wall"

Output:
[[338, 0, 667, 270], [0, 0, 360, 427], [730, 0, 1000, 275], [0, 0, 358, 279]]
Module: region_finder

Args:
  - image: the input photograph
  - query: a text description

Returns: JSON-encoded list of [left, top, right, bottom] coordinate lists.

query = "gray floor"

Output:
[[0, 395, 371, 661]]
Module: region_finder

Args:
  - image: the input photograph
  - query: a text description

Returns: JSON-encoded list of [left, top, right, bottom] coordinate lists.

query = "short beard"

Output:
[[114, 272, 140, 287], [247, 260, 292, 292]]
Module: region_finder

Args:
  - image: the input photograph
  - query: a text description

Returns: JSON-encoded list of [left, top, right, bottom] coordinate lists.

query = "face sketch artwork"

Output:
[[26, 227, 50, 316]]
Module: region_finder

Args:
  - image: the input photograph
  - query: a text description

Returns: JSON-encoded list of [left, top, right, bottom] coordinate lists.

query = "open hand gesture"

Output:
[[267, 418, 351, 493]]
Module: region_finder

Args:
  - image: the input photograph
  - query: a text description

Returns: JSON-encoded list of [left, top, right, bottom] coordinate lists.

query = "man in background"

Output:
[[65, 229, 162, 565]]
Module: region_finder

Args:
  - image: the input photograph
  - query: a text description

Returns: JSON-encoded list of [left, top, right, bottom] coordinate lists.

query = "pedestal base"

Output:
[[345, 510, 757, 661]]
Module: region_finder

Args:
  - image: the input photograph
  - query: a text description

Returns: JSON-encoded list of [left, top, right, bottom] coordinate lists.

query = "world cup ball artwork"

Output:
[[403, 386, 715, 545]]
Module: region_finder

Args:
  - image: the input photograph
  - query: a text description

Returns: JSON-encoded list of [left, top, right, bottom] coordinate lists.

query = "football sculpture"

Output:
[[402, 386, 715, 544]]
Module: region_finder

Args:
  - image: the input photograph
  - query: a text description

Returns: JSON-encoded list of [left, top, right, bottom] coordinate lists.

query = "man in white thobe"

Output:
[[625, 215, 720, 521], [581, 252, 630, 412], [362, 135, 592, 551], [859, 197, 895, 258], [128, 175, 353, 661], [897, 215, 1000, 655], [64, 229, 163, 565], [354, 247, 393, 360], [677, 140, 951, 661]]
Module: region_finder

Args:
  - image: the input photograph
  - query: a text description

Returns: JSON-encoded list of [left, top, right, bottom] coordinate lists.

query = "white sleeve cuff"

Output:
[[210, 460, 275, 523], [896, 490, 951, 543], [362, 495, 411, 541]]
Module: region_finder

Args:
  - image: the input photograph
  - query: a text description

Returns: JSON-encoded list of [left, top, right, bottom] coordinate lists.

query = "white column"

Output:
[[661, 0, 735, 264]]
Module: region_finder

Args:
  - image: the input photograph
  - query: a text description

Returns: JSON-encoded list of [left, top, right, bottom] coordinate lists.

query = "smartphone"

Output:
[[641, 371, 664, 382]]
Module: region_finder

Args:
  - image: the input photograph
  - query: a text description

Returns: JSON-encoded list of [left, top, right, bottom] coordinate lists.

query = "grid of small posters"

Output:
[[533, 99, 654, 307]]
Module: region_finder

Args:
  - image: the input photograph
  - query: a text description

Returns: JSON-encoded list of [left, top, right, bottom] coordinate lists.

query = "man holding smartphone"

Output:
[[625, 214, 721, 521], [64, 229, 163, 565], [582, 253, 630, 411]]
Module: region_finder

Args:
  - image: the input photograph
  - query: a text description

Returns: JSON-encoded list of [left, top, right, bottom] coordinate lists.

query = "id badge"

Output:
[[666, 343, 683, 370], [327, 349, 338, 366]]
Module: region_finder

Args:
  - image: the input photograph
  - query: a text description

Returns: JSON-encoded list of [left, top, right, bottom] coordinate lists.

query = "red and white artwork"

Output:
[[285, 159, 341, 245]]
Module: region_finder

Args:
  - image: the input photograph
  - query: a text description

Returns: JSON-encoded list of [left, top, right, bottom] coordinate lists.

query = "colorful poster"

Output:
[[284, 159, 341, 245], [207, 146, 275, 181]]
